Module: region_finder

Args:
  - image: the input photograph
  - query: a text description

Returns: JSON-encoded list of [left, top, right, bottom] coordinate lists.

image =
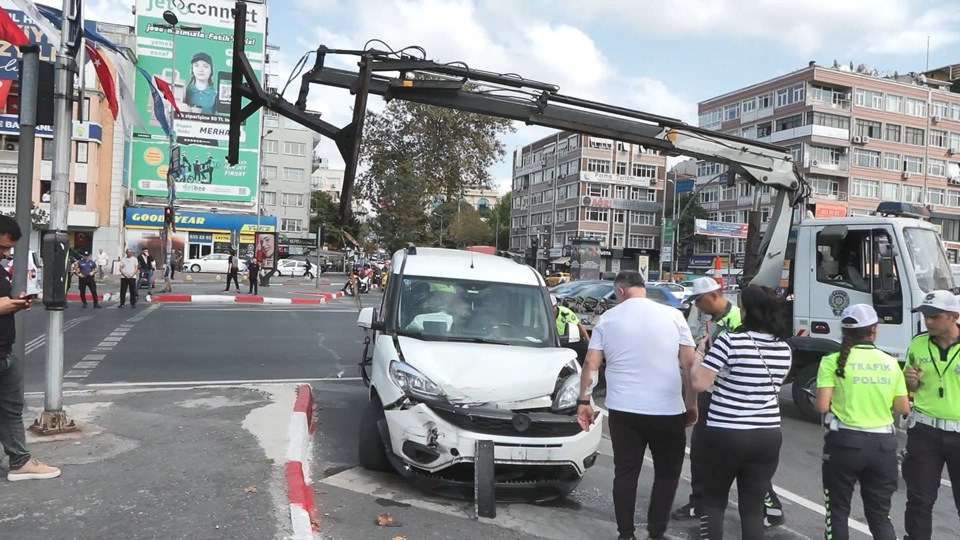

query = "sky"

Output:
[[37, 0, 960, 193]]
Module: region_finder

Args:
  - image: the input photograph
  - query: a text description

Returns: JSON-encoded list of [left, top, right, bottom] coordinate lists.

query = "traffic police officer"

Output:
[[815, 304, 910, 540], [76, 251, 101, 308], [902, 290, 960, 540], [552, 294, 589, 343]]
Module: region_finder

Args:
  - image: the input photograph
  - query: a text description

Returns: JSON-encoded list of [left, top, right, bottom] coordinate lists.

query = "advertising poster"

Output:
[[255, 232, 277, 270], [132, 0, 267, 203], [570, 238, 601, 281], [694, 218, 749, 239]]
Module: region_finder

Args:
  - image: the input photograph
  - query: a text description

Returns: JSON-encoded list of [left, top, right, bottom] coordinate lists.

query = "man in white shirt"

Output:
[[95, 249, 109, 282], [577, 270, 697, 540], [118, 248, 139, 308]]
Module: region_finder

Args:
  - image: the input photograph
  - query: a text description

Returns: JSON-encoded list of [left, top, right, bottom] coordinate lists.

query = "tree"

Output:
[[372, 169, 432, 253], [445, 205, 492, 247], [676, 193, 710, 255], [428, 200, 473, 248], [488, 193, 510, 250], [0, 204, 49, 231], [309, 191, 363, 251], [357, 96, 515, 207]]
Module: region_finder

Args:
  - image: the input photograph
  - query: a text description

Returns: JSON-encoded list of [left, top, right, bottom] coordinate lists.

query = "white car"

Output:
[[356, 246, 600, 501], [276, 259, 309, 276], [183, 253, 233, 274], [648, 281, 691, 301]]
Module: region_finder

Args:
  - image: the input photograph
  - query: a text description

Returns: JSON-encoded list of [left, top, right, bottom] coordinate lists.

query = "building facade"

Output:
[[260, 111, 323, 240], [310, 158, 345, 203], [694, 60, 960, 265], [509, 131, 668, 274]]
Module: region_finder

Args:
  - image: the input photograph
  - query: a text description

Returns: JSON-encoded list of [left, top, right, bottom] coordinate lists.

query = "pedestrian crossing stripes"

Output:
[[23, 316, 92, 355]]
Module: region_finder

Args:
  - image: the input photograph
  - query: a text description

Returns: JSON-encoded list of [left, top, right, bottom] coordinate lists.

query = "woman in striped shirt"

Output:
[[691, 285, 793, 539]]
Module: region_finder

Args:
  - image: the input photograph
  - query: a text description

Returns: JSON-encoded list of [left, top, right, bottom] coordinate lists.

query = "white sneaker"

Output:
[[8, 458, 61, 481]]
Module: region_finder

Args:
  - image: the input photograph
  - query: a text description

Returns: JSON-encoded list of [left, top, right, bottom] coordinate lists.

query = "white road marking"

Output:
[[84, 377, 363, 388], [23, 316, 91, 355]]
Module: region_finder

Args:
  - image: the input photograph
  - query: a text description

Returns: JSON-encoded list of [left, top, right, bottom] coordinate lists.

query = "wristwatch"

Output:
[[576, 399, 591, 406]]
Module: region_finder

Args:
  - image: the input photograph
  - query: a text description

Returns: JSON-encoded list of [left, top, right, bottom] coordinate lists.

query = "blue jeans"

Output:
[[0, 354, 30, 469], [140, 270, 154, 288]]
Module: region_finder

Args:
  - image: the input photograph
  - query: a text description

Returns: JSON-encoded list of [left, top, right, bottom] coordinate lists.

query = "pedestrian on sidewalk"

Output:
[[247, 256, 261, 295], [118, 248, 139, 308], [0, 215, 61, 482], [137, 248, 156, 290], [902, 290, 960, 540], [224, 248, 241, 293], [95, 248, 109, 282], [690, 285, 793, 540], [76, 251, 101, 308], [304, 258, 314, 280], [815, 304, 909, 540], [576, 271, 697, 540]]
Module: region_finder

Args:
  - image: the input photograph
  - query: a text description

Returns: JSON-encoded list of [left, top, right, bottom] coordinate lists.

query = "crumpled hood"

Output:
[[396, 336, 576, 404]]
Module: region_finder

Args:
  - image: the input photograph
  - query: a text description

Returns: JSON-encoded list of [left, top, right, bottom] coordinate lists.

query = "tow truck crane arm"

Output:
[[226, 1, 809, 288]]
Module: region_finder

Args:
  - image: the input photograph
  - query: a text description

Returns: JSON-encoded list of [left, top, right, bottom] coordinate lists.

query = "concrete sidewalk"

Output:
[[1, 385, 302, 540]]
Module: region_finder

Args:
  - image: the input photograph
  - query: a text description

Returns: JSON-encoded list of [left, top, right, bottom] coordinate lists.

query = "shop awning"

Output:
[[551, 257, 570, 265]]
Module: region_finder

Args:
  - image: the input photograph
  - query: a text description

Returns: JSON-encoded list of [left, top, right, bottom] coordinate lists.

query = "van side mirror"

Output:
[[358, 307, 383, 331], [565, 321, 580, 344]]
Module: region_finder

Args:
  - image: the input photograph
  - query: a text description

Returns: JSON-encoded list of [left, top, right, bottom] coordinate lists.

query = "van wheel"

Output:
[[791, 363, 820, 422], [358, 396, 392, 472], [190, 264, 200, 272]]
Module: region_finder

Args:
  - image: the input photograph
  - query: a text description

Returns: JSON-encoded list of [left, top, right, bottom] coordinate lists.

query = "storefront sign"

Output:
[[694, 219, 748, 239], [0, 115, 102, 142], [814, 201, 847, 218], [131, 0, 267, 204], [581, 196, 660, 212], [581, 171, 652, 187], [125, 207, 276, 232]]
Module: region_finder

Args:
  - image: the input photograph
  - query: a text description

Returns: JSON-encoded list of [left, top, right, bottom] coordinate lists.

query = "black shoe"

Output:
[[118, 304, 124, 308], [93, 304, 101, 308], [82, 304, 87, 308], [764, 514, 785, 529], [617, 535, 636, 540], [671, 503, 699, 520], [131, 304, 136, 308]]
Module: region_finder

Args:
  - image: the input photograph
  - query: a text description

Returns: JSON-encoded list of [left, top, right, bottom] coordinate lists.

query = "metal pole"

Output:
[[11, 45, 39, 366], [44, 1, 76, 416], [658, 171, 670, 278], [162, 24, 178, 293]]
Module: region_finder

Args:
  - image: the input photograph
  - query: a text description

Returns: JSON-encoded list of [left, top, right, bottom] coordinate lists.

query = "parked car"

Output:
[[182, 253, 231, 274], [276, 259, 309, 276], [647, 281, 692, 302], [556, 280, 692, 330], [544, 272, 570, 287], [356, 246, 599, 502]]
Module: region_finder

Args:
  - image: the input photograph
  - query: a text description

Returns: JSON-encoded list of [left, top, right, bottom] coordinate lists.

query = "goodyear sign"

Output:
[[125, 207, 275, 232]]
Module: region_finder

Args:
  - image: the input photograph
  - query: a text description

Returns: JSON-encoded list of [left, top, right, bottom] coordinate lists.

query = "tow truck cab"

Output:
[[786, 202, 956, 420]]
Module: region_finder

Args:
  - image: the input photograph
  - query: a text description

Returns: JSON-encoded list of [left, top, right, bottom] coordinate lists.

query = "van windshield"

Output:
[[395, 276, 552, 347], [903, 228, 955, 292]]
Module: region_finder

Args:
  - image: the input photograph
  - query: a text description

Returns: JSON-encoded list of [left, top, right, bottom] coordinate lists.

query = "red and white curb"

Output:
[[59, 291, 345, 304], [287, 384, 319, 539]]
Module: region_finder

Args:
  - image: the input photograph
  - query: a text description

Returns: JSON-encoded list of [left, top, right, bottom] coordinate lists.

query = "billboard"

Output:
[[132, 0, 267, 204], [570, 238, 601, 281], [694, 219, 748, 239]]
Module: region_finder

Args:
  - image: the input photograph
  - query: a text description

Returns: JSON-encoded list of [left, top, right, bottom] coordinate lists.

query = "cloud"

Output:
[[293, 0, 341, 15]]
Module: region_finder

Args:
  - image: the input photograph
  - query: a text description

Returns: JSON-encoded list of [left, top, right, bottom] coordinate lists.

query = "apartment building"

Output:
[[509, 131, 668, 274], [310, 157, 345, 203], [260, 111, 323, 240], [694, 60, 960, 266]]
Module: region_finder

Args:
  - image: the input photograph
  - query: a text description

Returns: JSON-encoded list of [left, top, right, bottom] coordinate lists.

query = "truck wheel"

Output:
[[791, 363, 820, 422], [358, 396, 392, 472]]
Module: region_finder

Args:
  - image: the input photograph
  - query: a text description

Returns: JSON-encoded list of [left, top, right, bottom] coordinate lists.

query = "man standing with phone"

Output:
[[0, 215, 61, 481]]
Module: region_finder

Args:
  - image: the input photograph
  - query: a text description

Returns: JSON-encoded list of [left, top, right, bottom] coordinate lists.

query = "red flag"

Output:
[[84, 42, 118, 120], [0, 8, 28, 46], [0, 79, 13, 109], [153, 75, 180, 114]]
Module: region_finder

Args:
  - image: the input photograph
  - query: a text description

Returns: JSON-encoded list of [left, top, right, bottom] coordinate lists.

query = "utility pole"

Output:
[[34, 0, 79, 435], [11, 45, 39, 366]]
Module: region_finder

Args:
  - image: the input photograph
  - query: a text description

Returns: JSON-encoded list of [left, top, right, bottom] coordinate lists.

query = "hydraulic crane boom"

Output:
[[226, 1, 809, 288]]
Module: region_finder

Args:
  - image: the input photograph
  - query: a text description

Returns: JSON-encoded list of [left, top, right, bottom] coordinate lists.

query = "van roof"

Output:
[[392, 247, 543, 286]]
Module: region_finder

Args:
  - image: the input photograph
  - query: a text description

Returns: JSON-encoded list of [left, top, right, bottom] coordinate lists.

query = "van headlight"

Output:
[[389, 361, 445, 401], [552, 374, 580, 411]]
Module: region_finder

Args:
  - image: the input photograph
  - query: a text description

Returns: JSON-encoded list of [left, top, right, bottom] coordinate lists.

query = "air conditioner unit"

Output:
[[948, 147, 957, 155], [851, 136, 863, 144], [861, 136, 871, 144], [902, 171, 912, 180], [932, 115, 942, 124], [3, 142, 17, 151], [810, 160, 820, 167]]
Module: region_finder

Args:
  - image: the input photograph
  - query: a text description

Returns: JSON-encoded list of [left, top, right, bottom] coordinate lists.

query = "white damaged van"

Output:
[[356, 245, 602, 501]]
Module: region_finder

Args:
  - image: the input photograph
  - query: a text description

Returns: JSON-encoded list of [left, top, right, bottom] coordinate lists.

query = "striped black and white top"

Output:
[[702, 330, 793, 429]]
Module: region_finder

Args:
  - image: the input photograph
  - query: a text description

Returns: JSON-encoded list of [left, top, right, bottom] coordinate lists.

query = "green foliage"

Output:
[[0, 204, 49, 231], [676, 193, 710, 253], [373, 166, 432, 253], [488, 192, 510, 250], [309, 191, 363, 250], [443, 205, 492, 248]]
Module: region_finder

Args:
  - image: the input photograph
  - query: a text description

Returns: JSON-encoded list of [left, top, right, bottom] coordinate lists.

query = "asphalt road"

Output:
[[8, 291, 958, 539]]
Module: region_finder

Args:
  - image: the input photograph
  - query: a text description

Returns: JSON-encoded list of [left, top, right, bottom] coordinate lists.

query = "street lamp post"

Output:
[[659, 171, 675, 279]]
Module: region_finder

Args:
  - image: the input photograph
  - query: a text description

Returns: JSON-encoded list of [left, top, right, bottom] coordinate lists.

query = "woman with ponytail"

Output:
[[815, 304, 911, 540]]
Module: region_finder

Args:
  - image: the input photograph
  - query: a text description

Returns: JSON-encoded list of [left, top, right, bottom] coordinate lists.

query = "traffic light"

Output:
[[41, 232, 69, 308], [725, 171, 737, 188], [164, 206, 175, 229]]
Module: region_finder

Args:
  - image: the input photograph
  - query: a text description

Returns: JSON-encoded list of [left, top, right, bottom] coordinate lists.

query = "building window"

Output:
[[852, 148, 881, 169], [757, 122, 771, 138], [885, 94, 903, 113], [903, 185, 923, 203], [948, 190, 960, 208], [630, 212, 656, 225], [282, 193, 305, 207], [588, 138, 612, 150], [263, 191, 277, 205], [723, 102, 740, 121], [587, 158, 611, 173], [775, 84, 804, 107], [928, 188, 945, 206], [585, 208, 609, 222], [851, 178, 880, 199], [587, 183, 610, 197], [263, 139, 278, 153], [632, 163, 657, 178], [628, 234, 655, 249], [41, 139, 53, 161], [568, 135, 580, 149], [904, 156, 924, 174], [949, 132, 960, 151], [905, 127, 925, 146], [614, 185, 628, 198], [613, 209, 625, 223], [741, 125, 757, 139], [855, 119, 882, 139], [932, 100, 950, 118], [775, 114, 804, 131], [283, 168, 304, 182], [262, 165, 277, 180], [699, 108, 721, 128], [283, 117, 306, 131], [883, 153, 902, 171], [281, 219, 304, 232], [73, 182, 86, 205], [700, 187, 719, 204], [82, 97, 90, 121], [75, 142, 88, 163], [616, 161, 627, 175], [810, 112, 850, 130], [265, 111, 279, 127], [930, 159, 947, 177], [930, 129, 947, 148], [905, 98, 926, 117], [882, 182, 899, 201], [555, 210, 565, 223], [612, 233, 624, 247], [854, 89, 884, 110], [807, 145, 844, 166], [742, 97, 757, 113], [885, 124, 901, 143], [809, 177, 840, 198]]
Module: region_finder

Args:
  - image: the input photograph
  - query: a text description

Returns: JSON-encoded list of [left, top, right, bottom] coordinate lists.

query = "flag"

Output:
[[152, 76, 180, 114], [0, 79, 12, 106], [0, 7, 28, 46], [102, 48, 145, 131], [137, 66, 171, 137], [35, 2, 81, 58], [85, 42, 117, 120], [9, 0, 59, 49]]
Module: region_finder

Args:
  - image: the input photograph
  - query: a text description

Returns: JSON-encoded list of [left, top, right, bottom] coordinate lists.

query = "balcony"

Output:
[[804, 157, 850, 174], [700, 200, 719, 210], [807, 97, 851, 112], [736, 193, 774, 206], [810, 190, 848, 202]]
